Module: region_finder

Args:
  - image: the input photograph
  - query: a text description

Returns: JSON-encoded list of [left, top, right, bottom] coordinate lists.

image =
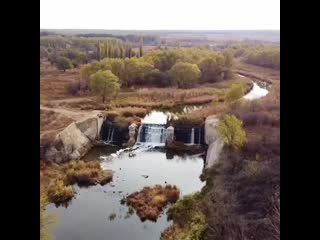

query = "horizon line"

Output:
[[40, 28, 280, 31]]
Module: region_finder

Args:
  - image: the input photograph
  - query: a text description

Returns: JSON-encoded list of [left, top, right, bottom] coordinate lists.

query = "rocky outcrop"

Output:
[[205, 115, 224, 168], [44, 112, 105, 162], [165, 126, 174, 145]]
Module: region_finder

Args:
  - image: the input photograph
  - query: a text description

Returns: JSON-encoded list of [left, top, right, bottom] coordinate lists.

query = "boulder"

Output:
[[165, 126, 174, 145], [127, 123, 137, 147], [44, 112, 105, 162], [204, 115, 224, 168], [205, 115, 220, 145], [76, 113, 105, 141]]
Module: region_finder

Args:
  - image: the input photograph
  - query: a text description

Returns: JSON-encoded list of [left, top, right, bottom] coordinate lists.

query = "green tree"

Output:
[[154, 50, 179, 71], [56, 57, 73, 72], [80, 64, 96, 90], [199, 56, 222, 82], [169, 62, 200, 88], [218, 114, 247, 150], [225, 83, 244, 105], [90, 70, 120, 103]]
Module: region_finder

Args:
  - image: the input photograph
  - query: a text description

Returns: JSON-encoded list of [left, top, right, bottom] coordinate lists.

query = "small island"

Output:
[[121, 185, 180, 221]]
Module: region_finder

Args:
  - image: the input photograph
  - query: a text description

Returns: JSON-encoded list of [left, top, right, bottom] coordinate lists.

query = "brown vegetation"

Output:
[[166, 141, 206, 155], [199, 80, 279, 240], [40, 160, 113, 204], [40, 109, 73, 133], [40, 61, 83, 101], [121, 185, 180, 221]]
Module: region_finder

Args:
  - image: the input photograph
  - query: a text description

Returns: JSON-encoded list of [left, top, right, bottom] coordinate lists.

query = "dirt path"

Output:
[[48, 96, 95, 104], [40, 105, 90, 121]]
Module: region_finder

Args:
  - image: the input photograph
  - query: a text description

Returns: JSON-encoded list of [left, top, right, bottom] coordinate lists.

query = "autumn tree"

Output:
[[169, 62, 200, 88], [56, 57, 73, 71], [218, 114, 247, 150], [90, 70, 120, 103], [225, 83, 245, 105]]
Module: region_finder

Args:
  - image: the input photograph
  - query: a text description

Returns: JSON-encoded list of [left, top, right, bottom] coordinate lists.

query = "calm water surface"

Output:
[[47, 146, 206, 240]]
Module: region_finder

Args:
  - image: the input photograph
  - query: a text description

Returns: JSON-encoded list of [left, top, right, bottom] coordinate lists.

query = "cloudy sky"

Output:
[[40, 0, 280, 30]]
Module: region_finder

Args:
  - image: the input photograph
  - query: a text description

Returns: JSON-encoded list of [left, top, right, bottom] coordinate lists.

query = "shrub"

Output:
[[47, 179, 75, 203], [56, 57, 73, 71], [64, 160, 112, 186], [67, 82, 80, 96], [225, 83, 244, 105], [245, 161, 261, 178], [218, 114, 247, 150], [167, 192, 202, 225]]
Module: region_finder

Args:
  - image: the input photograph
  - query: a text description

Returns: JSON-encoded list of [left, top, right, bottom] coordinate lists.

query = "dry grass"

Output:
[[40, 61, 83, 101], [121, 185, 180, 221], [40, 160, 113, 204], [40, 109, 73, 133], [115, 107, 148, 118], [199, 77, 279, 240]]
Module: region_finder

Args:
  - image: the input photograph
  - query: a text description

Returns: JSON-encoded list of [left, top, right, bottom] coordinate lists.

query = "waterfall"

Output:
[[101, 122, 117, 144], [136, 123, 166, 145], [106, 127, 115, 143], [190, 128, 195, 144]]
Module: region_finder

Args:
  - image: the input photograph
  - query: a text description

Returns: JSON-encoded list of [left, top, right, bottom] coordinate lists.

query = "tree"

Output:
[[56, 57, 73, 72], [122, 57, 153, 87], [169, 62, 200, 88], [145, 69, 172, 87], [154, 50, 179, 71], [218, 114, 247, 150], [199, 57, 222, 82], [139, 37, 144, 57], [90, 70, 120, 103], [225, 83, 244, 105]]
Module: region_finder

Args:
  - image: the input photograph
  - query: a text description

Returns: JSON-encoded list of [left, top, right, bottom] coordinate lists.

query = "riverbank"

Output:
[[162, 64, 280, 240]]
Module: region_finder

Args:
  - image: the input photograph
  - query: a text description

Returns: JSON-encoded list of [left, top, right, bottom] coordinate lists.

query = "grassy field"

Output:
[[40, 61, 83, 101], [40, 61, 252, 134]]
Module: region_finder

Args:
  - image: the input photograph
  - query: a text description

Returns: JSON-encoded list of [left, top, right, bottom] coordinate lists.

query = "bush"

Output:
[[47, 179, 75, 203], [56, 57, 73, 71], [167, 192, 202, 224], [225, 83, 244, 105], [67, 82, 80, 96], [64, 160, 112, 186], [218, 114, 247, 150]]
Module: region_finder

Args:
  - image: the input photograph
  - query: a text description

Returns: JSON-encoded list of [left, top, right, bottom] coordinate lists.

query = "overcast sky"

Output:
[[40, 0, 280, 30]]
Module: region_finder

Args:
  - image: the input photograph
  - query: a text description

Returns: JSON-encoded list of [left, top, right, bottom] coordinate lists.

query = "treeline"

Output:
[[226, 44, 280, 69], [79, 47, 234, 91], [243, 47, 280, 69], [40, 36, 142, 68], [75, 33, 160, 46]]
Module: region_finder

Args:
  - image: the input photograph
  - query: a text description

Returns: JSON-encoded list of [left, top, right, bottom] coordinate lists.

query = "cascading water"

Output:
[[175, 126, 203, 145], [136, 124, 166, 145], [190, 128, 195, 144], [106, 127, 115, 143], [101, 121, 118, 144], [135, 111, 168, 146]]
